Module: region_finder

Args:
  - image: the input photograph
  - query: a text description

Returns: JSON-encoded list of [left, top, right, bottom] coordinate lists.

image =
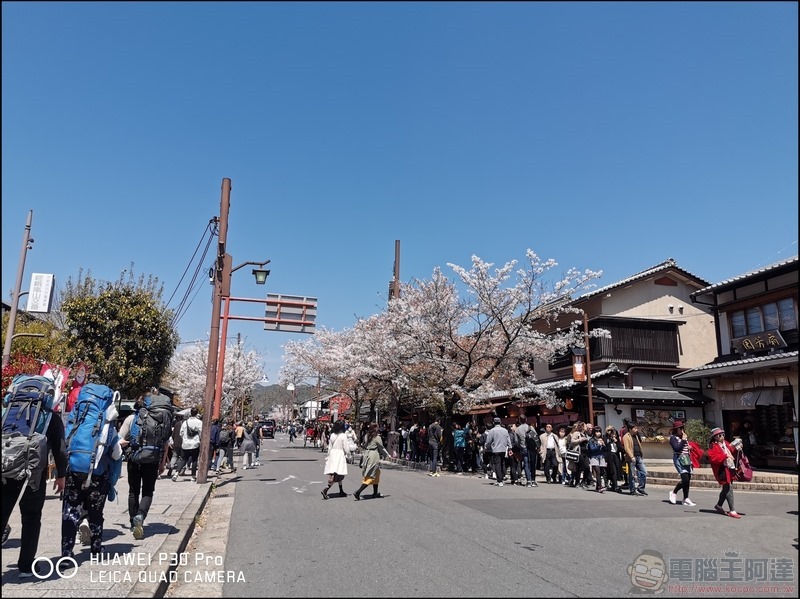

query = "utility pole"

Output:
[[2, 211, 34, 369], [584, 312, 594, 427], [197, 178, 231, 485], [389, 239, 401, 301]]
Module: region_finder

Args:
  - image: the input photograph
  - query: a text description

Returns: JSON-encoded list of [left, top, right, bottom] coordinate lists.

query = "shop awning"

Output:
[[672, 351, 799, 381], [595, 388, 713, 406]]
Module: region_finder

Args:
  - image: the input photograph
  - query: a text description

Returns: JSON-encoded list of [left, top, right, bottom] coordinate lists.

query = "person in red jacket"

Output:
[[706, 427, 742, 519]]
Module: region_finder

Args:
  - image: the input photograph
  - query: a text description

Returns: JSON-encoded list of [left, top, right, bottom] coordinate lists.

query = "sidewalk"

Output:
[[1, 468, 217, 598]]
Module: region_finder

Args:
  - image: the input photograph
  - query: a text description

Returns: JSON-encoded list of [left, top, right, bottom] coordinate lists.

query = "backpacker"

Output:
[[525, 426, 541, 452], [128, 393, 174, 465], [1, 375, 57, 492], [65, 383, 119, 486]]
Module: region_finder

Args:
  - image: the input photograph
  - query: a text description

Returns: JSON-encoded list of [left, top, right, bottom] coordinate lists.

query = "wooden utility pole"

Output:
[[198, 178, 231, 485], [389, 239, 400, 301]]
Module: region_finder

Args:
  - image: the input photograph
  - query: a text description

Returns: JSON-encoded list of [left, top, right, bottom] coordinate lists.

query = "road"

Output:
[[167, 432, 798, 598]]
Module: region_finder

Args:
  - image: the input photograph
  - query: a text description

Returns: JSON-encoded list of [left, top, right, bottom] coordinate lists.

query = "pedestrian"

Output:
[[166, 413, 184, 479], [604, 426, 623, 493], [238, 422, 257, 469], [119, 388, 174, 540], [353, 422, 389, 500], [427, 417, 443, 476], [1, 400, 67, 577], [209, 418, 221, 471], [557, 425, 571, 485], [252, 421, 262, 466], [172, 407, 202, 481], [587, 426, 607, 493], [568, 422, 590, 488], [484, 417, 512, 487], [61, 400, 123, 560], [453, 423, 467, 473], [622, 422, 648, 496], [707, 427, 742, 518], [288, 423, 297, 443], [321, 420, 351, 499], [538, 422, 559, 485], [220, 422, 236, 472], [668, 420, 696, 506]]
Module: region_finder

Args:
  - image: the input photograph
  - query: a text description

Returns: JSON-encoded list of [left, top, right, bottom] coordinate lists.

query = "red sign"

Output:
[[328, 395, 352, 413]]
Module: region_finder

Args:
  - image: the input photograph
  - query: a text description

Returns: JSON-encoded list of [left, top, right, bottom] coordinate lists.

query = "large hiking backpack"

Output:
[[128, 393, 174, 465], [1, 375, 56, 491], [65, 383, 119, 485]]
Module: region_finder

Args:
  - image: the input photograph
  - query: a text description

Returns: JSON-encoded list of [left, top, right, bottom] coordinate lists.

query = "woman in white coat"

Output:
[[322, 420, 351, 499]]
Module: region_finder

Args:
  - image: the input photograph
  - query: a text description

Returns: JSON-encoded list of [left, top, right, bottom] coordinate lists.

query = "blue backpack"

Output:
[[65, 383, 119, 485], [1, 375, 57, 491]]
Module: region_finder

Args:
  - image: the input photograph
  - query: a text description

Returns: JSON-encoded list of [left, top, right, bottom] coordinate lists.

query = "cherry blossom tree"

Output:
[[167, 337, 266, 416]]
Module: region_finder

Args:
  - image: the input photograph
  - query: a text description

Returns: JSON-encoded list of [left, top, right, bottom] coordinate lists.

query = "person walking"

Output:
[[172, 407, 202, 481], [220, 422, 236, 473], [209, 418, 221, 472], [119, 390, 173, 540], [321, 420, 351, 499], [539, 422, 559, 485], [427, 417, 443, 476], [514, 416, 534, 487], [707, 427, 742, 518], [238, 423, 257, 470], [484, 417, 512, 486], [453, 423, 467, 473], [668, 420, 696, 506], [1, 404, 67, 577], [353, 422, 389, 500]]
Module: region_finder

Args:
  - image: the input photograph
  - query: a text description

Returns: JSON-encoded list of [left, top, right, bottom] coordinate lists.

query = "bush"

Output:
[[685, 419, 712, 449]]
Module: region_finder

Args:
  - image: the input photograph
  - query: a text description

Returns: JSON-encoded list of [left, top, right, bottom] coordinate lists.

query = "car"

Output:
[[259, 419, 276, 439]]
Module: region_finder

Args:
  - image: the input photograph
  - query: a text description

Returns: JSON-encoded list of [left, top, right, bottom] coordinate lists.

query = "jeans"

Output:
[[520, 448, 532, 482], [628, 456, 647, 492], [560, 455, 572, 483], [429, 445, 440, 473]]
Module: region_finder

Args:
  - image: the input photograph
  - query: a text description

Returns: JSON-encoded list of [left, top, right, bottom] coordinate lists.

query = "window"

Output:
[[730, 298, 798, 337]]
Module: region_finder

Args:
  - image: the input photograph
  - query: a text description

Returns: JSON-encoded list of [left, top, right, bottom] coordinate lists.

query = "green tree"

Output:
[[60, 267, 179, 398]]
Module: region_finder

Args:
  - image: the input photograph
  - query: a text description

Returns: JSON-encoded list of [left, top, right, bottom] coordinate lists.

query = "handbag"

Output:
[[735, 452, 753, 482], [678, 454, 692, 467], [565, 448, 580, 463]]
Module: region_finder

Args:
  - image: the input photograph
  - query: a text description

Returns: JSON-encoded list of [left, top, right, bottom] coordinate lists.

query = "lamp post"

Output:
[[2, 210, 34, 369], [213, 261, 270, 420]]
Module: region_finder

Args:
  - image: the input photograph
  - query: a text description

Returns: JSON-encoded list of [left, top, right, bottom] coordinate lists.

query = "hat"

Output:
[[493, 417, 501, 424], [672, 420, 684, 430], [710, 427, 725, 438]]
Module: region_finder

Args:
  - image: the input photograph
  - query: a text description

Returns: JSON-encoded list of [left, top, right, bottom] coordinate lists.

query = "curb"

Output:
[[126, 482, 214, 598]]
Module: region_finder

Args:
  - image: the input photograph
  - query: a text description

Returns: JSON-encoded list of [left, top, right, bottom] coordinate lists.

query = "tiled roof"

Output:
[[484, 363, 624, 399], [671, 350, 799, 381], [691, 255, 799, 298], [578, 258, 709, 301]]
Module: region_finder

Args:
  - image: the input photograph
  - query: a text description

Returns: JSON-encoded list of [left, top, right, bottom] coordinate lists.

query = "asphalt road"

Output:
[[175, 433, 799, 598]]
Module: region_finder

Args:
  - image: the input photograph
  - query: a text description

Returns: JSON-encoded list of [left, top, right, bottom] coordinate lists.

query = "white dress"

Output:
[[324, 432, 350, 476]]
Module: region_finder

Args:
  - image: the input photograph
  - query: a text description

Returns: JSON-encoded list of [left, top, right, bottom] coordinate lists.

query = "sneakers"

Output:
[[485, 474, 491, 480], [525, 483, 531, 488], [637, 489, 648, 496], [132, 514, 144, 540], [2, 524, 10, 546], [498, 482, 504, 487], [683, 498, 696, 507], [434, 472, 441, 477], [529, 481, 538, 487], [714, 505, 726, 515], [79, 520, 92, 546], [18, 565, 44, 579], [429, 472, 435, 476], [191, 477, 196, 482], [669, 491, 677, 505], [172, 475, 178, 482], [727, 511, 741, 519]]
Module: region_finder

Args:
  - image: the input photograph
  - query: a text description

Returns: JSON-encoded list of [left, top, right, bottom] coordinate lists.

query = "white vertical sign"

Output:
[[27, 273, 55, 313]]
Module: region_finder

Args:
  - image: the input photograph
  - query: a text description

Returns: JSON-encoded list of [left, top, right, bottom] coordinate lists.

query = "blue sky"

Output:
[[3, 2, 798, 381]]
